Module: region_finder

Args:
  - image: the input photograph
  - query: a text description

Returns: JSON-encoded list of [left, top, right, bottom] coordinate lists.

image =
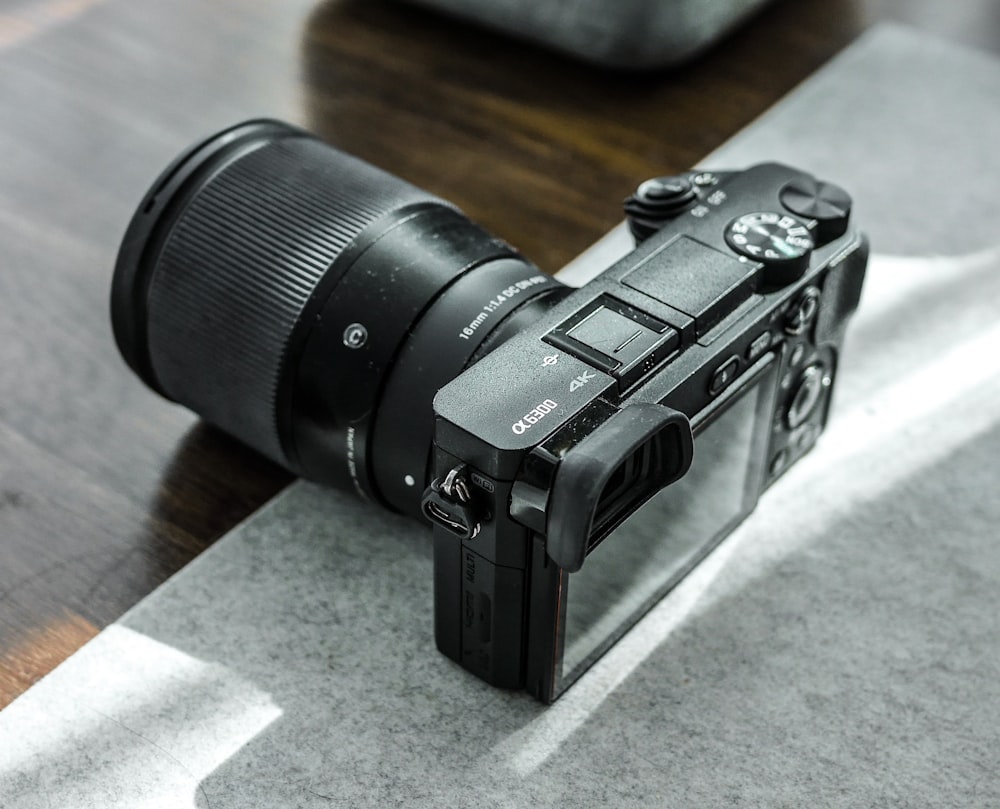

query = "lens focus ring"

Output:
[[130, 124, 444, 466]]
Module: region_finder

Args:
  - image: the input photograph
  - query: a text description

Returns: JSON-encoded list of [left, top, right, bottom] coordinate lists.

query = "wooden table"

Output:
[[0, 0, 996, 708]]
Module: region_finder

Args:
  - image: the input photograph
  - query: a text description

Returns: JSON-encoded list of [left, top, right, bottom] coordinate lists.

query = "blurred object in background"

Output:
[[396, 0, 778, 68]]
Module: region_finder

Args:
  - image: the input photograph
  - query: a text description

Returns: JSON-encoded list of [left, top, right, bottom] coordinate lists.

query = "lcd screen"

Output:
[[556, 362, 774, 692]]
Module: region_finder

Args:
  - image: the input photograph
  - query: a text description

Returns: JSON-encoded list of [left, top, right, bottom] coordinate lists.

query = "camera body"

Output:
[[110, 121, 866, 703], [422, 164, 867, 700]]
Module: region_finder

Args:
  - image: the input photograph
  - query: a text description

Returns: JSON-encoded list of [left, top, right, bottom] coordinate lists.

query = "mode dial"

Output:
[[725, 211, 814, 287]]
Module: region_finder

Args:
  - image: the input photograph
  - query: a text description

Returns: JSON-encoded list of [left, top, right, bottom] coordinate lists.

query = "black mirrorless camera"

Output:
[[111, 120, 867, 702]]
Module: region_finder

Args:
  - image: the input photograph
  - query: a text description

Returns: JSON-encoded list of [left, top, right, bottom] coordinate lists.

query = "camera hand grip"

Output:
[[546, 403, 693, 572]]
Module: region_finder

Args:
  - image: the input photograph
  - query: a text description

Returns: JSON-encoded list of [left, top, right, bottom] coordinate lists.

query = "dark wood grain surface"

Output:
[[0, 0, 996, 708]]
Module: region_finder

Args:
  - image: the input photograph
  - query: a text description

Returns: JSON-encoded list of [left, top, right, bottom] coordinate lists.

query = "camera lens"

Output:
[[111, 119, 567, 516]]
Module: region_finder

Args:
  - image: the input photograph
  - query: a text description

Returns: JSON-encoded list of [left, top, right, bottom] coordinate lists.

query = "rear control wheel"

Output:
[[786, 363, 828, 429]]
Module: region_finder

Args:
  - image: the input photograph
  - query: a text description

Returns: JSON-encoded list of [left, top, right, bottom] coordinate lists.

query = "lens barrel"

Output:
[[112, 119, 566, 515]]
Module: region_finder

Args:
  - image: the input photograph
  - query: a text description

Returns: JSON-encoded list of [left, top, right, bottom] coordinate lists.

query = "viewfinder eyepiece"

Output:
[[545, 403, 694, 572]]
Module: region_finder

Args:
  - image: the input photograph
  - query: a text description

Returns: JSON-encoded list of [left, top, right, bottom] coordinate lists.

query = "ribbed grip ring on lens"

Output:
[[145, 133, 444, 466]]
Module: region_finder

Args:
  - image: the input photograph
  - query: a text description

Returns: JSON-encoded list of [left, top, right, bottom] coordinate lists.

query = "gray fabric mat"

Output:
[[3, 24, 1000, 808]]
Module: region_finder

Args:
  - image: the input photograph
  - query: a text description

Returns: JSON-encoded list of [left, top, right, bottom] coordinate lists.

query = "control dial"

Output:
[[779, 177, 852, 244], [725, 211, 814, 286], [786, 363, 829, 429]]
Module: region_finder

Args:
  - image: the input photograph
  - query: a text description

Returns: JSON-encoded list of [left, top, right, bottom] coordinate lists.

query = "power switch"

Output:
[[544, 296, 679, 393]]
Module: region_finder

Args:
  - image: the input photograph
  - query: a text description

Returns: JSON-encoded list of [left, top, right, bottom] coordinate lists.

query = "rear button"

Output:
[[746, 332, 772, 363], [709, 356, 740, 395]]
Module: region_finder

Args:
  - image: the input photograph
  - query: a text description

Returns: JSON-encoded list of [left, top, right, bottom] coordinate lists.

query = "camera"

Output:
[[111, 120, 867, 701]]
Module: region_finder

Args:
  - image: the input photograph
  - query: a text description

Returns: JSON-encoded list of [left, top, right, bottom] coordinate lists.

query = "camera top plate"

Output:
[[433, 163, 861, 480]]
